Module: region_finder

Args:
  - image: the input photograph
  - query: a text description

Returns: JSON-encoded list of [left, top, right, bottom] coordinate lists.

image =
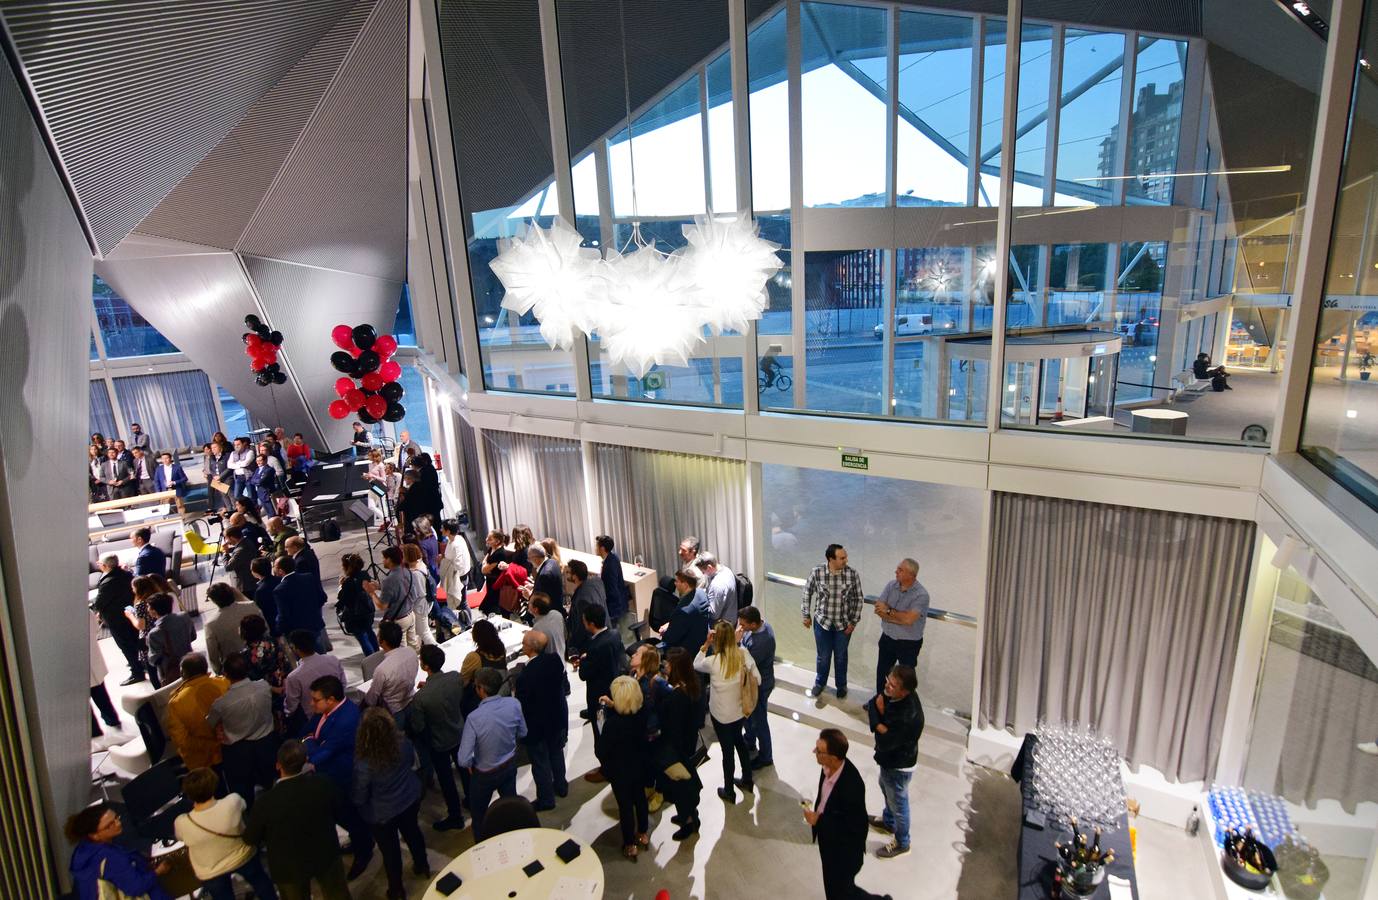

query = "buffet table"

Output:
[[422, 827, 602, 900], [1013, 733, 1139, 900], [560, 548, 657, 623]]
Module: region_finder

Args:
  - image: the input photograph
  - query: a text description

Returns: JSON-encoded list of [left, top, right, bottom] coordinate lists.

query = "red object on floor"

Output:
[[655, 891, 670, 900], [466, 587, 486, 609]]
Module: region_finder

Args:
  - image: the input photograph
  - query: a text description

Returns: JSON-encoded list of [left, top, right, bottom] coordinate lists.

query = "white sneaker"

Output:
[[1358, 741, 1378, 756]]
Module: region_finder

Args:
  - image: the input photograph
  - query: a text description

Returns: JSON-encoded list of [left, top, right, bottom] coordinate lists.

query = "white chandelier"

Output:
[[491, 212, 783, 378]]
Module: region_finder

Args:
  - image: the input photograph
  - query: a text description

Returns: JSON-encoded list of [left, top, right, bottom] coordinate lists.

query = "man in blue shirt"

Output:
[[457, 667, 527, 838], [595, 534, 630, 643], [738, 606, 777, 770], [872, 558, 930, 697]]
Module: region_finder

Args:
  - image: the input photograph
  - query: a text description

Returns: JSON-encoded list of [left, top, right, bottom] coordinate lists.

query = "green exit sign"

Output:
[[841, 453, 868, 470]]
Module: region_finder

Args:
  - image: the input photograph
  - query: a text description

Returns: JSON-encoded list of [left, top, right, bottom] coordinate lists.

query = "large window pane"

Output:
[[1054, 29, 1125, 206], [113, 371, 219, 450], [90, 380, 116, 441], [393, 285, 416, 347], [803, 249, 885, 414], [1013, 23, 1053, 201], [395, 365, 433, 447], [800, 2, 888, 208], [94, 275, 178, 358], [977, 19, 1007, 206], [706, 51, 737, 214], [748, 7, 789, 212], [609, 76, 705, 219], [896, 11, 973, 205], [1126, 37, 1187, 204]]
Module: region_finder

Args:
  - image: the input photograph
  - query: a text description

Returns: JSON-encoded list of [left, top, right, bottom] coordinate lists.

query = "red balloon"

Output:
[[349, 345, 362, 358], [374, 335, 398, 359], [360, 372, 385, 392], [345, 389, 366, 411], [246, 333, 263, 349], [328, 399, 350, 420], [331, 324, 355, 351], [334, 377, 355, 397], [379, 360, 402, 382], [364, 395, 387, 419]]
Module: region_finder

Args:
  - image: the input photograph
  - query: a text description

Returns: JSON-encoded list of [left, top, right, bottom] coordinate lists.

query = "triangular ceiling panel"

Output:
[[133, 0, 380, 251], [1, 0, 360, 255]]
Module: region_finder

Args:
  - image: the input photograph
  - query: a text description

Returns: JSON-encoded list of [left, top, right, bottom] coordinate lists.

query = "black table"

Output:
[[1013, 734, 1139, 900]]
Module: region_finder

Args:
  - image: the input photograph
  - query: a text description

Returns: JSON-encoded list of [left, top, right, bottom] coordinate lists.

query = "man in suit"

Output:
[[286, 536, 328, 606], [273, 555, 326, 653], [804, 729, 891, 900], [129, 446, 155, 495], [515, 630, 568, 810], [408, 644, 467, 831], [249, 557, 280, 639], [574, 604, 624, 730], [304, 676, 373, 879], [395, 430, 420, 469], [152, 451, 188, 514], [203, 581, 261, 675], [525, 544, 564, 606], [99, 446, 134, 500], [594, 534, 631, 643], [658, 569, 712, 655], [128, 422, 151, 453], [243, 739, 352, 900], [129, 526, 167, 578], [565, 560, 606, 656], [90, 555, 145, 684], [112, 439, 134, 466], [222, 527, 258, 596]]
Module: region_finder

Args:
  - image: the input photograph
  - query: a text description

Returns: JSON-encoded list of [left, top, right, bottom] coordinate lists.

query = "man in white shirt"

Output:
[[227, 437, 255, 502], [697, 552, 738, 624], [364, 620, 418, 715], [129, 447, 154, 494]]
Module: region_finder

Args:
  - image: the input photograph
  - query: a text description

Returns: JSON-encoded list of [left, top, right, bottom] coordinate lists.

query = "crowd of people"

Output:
[[81, 486, 925, 899], [89, 426, 190, 512]]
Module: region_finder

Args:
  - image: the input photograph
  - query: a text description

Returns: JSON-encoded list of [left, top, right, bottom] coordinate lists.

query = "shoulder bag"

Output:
[[739, 649, 760, 717]]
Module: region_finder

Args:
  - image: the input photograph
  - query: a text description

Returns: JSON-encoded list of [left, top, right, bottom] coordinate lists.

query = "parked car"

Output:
[[875, 314, 933, 339]]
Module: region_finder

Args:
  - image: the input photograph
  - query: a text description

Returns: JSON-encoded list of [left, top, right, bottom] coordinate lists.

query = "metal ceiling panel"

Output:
[[133, 0, 379, 250], [238, 0, 408, 281], [1, 0, 358, 254], [93, 252, 332, 447], [242, 255, 403, 451]]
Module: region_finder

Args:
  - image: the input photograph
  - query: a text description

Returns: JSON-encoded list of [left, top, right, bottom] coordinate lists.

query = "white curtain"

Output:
[[112, 370, 219, 452], [480, 430, 586, 547], [89, 380, 116, 441], [590, 443, 748, 582], [980, 492, 1255, 783]]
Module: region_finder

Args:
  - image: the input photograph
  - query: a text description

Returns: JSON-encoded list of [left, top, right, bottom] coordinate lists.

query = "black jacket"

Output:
[[660, 594, 711, 654], [812, 759, 867, 866], [335, 572, 374, 632], [225, 542, 258, 596], [91, 568, 135, 624], [532, 558, 564, 606], [595, 706, 648, 787], [866, 690, 924, 770], [659, 685, 703, 763], [275, 571, 325, 635], [243, 773, 344, 883], [515, 652, 568, 742], [578, 628, 625, 711]]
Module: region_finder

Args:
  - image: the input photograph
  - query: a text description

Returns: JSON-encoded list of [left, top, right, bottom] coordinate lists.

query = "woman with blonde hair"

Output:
[[353, 707, 430, 898], [694, 620, 760, 803], [596, 675, 651, 860], [539, 537, 561, 566]]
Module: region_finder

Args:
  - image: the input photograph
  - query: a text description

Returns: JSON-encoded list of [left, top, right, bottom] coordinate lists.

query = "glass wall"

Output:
[[217, 385, 259, 438], [393, 285, 416, 347], [394, 364, 434, 448], [1301, 0, 1378, 508], [94, 275, 178, 358], [760, 464, 983, 718]]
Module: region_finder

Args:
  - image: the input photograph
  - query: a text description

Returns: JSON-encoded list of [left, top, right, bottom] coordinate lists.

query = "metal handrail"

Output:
[[765, 571, 978, 629]]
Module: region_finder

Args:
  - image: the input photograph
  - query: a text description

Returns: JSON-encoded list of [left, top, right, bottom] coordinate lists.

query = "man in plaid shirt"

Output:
[[801, 543, 864, 700]]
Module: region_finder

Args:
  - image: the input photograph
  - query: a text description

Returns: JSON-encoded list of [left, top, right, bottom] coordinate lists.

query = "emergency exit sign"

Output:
[[841, 453, 869, 471]]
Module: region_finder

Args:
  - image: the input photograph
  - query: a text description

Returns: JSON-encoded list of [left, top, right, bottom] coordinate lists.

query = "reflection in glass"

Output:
[[896, 11, 973, 206], [804, 249, 885, 414], [1126, 37, 1187, 204], [94, 275, 178, 358], [706, 51, 737, 214], [1055, 29, 1125, 206], [393, 285, 416, 347]]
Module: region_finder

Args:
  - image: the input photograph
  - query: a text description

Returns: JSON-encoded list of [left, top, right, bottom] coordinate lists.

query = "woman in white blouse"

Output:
[[693, 620, 760, 804], [173, 768, 278, 900], [438, 518, 472, 605], [362, 449, 388, 525]]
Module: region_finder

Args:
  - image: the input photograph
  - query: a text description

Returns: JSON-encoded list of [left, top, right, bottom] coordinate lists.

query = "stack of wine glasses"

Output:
[[1030, 721, 1126, 830]]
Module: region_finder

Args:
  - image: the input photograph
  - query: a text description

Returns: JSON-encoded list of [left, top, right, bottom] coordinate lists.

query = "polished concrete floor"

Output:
[[91, 531, 1215, 899]]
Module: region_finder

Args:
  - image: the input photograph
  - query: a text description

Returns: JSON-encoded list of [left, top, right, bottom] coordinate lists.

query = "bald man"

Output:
[[515, 629, 568, 809]]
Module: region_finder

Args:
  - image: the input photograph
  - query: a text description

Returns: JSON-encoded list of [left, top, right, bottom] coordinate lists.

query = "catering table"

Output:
[[560, 548, 657, 623], [1013, 734, 1139, 900], [1130, 408, 1188, 436], [350, 616, 529, 701], [422, 827, 603, 900]]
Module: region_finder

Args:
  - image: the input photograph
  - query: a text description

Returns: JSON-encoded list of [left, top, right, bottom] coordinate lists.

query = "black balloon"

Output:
[[264, 363, 279, 374], [352, 324, 377, 351], [244, 314, 261, 330], [242, 332, 254, 343], [355, 350, 380, 374], [255, 324, 271, 339], [383, 402, 405, 423], [269, 330, 284, 345], [362, 388, 378, 397], [358, 408, 380, 425], [330, 351, 355, 373], [380, 381, 404, 403], [273, 371, 287, 385], [256, 372, 271, 386]]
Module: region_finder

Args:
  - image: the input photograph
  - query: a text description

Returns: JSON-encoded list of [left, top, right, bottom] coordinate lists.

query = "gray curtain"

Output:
[[590, 443, 749, 580], [457, 413, 487, 537], [111, 370, 220, 451], [480, 430, 585, 548], [980, 492, 1255, 783], [89, 380, 116, 441]]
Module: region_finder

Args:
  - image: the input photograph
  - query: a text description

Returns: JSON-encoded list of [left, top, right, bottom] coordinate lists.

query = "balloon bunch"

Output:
[[326, 323, 405, 423], [243, 315, 287, 386]]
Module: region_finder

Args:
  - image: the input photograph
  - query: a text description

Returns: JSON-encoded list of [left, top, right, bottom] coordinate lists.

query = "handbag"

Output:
[[97, 858, 147, 900], [739, 649, 759, 718], [155, 846, 200, 897]]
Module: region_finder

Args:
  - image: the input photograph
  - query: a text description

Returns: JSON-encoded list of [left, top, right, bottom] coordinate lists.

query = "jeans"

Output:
[[350, 627, 380, 657], [875, 634, 923, 696], [711, 716, 752, 789], [744, 684, 774, 763], [812, 622, 852, 692], [878, 767, 913, 848], [431, 745, 465, 820], [200, 851, 279, 900], [468, 759, 517, 840], [525, 731, 568, 808], [371, 798, 429, 895]]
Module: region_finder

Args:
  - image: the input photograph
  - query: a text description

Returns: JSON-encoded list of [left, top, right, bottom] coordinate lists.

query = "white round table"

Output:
[[1131, 407, 1188, 435], [422, 827, 604, 900]]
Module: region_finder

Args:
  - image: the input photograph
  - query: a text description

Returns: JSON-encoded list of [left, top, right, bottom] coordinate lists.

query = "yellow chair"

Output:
[[184, 528, 220, 577]]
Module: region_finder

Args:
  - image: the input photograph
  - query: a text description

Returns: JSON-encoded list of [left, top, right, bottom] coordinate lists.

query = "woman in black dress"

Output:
[[479, 530, 514, 618], [660, 647, 705, 840]]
